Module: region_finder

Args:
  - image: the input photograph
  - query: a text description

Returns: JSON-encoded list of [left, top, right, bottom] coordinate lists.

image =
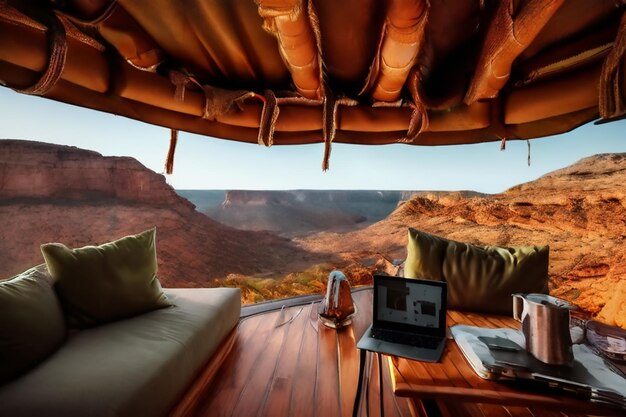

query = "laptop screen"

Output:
[[373, 275, 447, 337]]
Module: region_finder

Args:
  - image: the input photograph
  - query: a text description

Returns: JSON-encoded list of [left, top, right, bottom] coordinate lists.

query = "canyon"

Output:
[[0, 140, 325, 288], [179, 189, 484, 235], [1, 139, 625, 327], [298, 153, 626, 328], [195, 190, 406, 235]]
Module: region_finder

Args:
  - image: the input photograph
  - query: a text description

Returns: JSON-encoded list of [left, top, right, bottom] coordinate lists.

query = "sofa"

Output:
[[0, 229, 241, 417]]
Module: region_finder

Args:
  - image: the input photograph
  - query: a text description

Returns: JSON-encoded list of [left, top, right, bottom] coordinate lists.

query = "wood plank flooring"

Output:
[[191, 288, 412, 417], [187, 289, 623, 417]]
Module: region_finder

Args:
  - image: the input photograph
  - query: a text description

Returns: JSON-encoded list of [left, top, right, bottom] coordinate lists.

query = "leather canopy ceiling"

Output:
[[0, 0, 625, 169]]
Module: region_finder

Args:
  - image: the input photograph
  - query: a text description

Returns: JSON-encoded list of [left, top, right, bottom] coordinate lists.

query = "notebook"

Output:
[[357, 275, 447, 362]]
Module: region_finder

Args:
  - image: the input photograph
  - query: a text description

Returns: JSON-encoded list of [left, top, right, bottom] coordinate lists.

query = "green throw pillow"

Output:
[[0, 264, 66, 384], [405, 228, 549, 315], [405, 227, 447, 281], [41, 228, 171, 327]]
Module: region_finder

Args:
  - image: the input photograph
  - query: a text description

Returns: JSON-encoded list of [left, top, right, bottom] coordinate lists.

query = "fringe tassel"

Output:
[[599, 12, 626, 120], [258, 90, 279, 146], [527, 139, 531, 166], [500, 137, 507, 151], [165, 129, 178, 174], [401, 68, 429, 143], [404, 103, 428, 142], [322, 92, 338, 171]]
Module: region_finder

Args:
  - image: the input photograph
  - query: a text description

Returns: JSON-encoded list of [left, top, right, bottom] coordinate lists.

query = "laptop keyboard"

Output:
[[371, 328, 441, 350]]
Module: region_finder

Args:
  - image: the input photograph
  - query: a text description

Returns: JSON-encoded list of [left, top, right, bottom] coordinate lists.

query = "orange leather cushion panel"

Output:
[[505, 64, 601, 124]]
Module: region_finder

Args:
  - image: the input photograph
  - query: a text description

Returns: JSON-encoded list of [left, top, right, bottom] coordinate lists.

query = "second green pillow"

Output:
[[405, 228, 549, 315]]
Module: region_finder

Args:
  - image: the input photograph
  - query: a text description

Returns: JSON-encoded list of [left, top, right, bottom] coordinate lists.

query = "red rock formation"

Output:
[[3, 139, 624, 321], [0, 140, 322, 286], [299, 154, 626, 327], [0, 140, 194, 210]]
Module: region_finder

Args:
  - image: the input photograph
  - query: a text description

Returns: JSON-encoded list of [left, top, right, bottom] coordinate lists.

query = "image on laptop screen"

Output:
[[377, 278, 443, 329]]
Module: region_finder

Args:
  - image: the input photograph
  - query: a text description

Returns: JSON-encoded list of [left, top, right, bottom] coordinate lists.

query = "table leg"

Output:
[[353, 348, 367, 417], [421, 399, 443, 417], [377, 352, 385, 417]]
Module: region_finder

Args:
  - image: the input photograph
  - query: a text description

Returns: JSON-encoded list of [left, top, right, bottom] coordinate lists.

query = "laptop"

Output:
[[357, 275, 447, 362]]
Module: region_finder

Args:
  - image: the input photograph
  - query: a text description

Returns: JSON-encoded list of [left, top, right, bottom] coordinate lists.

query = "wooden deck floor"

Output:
[[190, 288, 413, 417], [180, 289, 624, 417]]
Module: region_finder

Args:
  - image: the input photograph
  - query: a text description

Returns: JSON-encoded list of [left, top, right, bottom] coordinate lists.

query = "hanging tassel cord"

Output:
[[322, 92, 338, 171], [402, 68, 430, 143], [258, 90, 279, 147], [527, 139, 531, 166], [165, 129, 178, 175]]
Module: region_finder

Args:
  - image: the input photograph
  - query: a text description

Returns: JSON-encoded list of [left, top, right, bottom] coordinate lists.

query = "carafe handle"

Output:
[[512, 293, 525, 322]]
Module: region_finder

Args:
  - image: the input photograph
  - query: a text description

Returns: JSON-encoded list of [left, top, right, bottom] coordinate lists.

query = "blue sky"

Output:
[[1, 87, 625, 193]]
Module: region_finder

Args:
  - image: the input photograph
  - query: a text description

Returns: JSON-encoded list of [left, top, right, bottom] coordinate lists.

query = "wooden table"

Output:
[[389, 310, 624, 417]]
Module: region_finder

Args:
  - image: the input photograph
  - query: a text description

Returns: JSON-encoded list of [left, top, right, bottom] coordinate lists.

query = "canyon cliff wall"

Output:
[[0, 140, 320, 285], [0, 140, 194, 209]]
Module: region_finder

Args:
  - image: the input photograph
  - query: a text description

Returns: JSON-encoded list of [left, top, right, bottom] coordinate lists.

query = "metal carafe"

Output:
[[512, 293, 578, 365]]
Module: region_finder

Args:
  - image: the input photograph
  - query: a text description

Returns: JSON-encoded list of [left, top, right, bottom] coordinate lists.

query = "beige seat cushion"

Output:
[[405, 228, 549, 315], [0, 287, 241, 417]]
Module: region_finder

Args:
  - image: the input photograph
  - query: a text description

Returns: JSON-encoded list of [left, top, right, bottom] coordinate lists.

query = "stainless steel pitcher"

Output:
[[512, 293, 579, 365]]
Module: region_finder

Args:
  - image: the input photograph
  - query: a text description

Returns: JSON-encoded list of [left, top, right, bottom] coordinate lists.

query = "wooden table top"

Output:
[[390, 310, 624, 417]]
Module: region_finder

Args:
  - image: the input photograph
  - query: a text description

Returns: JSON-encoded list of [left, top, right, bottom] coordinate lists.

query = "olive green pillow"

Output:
[[0, 264, 66, 383], [405, 228, 549, 315], [41, 228, 171, 327]]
